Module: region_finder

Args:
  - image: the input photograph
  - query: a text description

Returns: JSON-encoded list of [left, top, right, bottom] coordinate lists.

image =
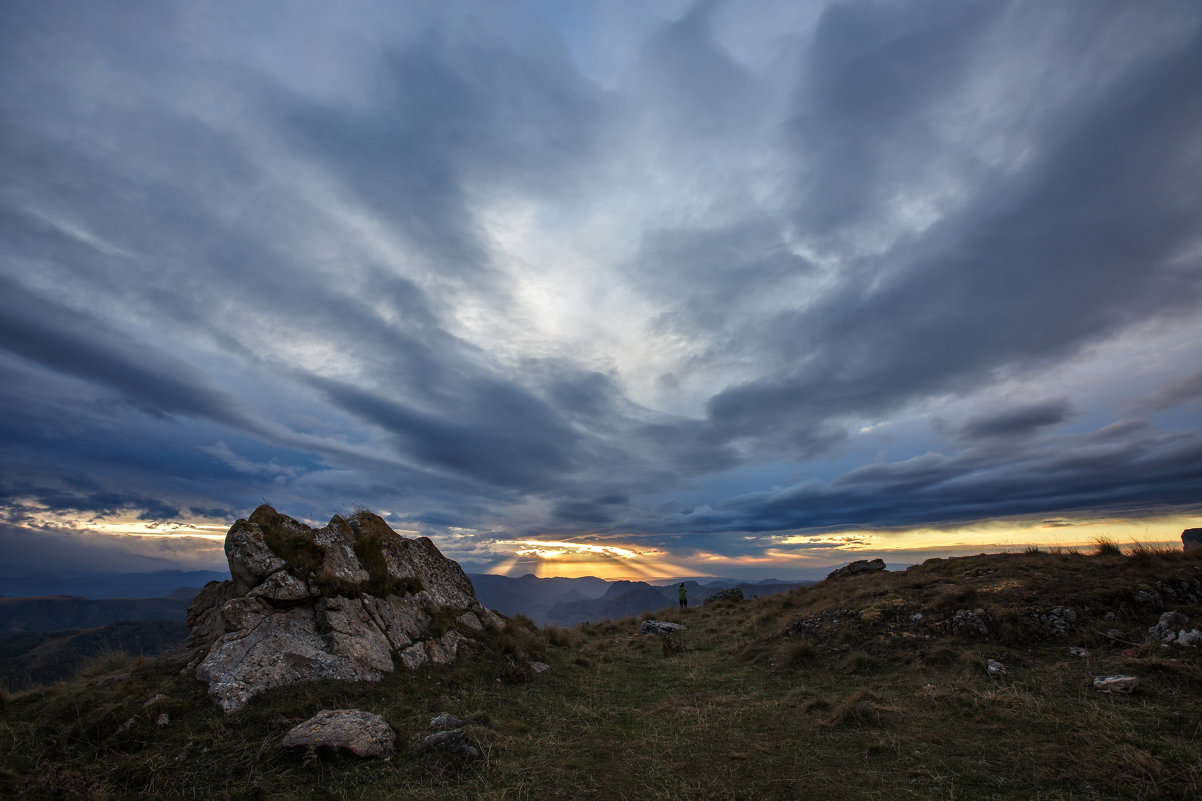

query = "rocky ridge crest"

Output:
[[187, 505, 502, 712]]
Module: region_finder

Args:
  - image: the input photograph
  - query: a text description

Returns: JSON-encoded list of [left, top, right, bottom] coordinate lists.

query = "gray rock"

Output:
[[185, 580, 236, 649], [1037, 606, 1077, 638], [191, 505, 494, 712], [948, 608, 990, 638], [826, 559, 887, 580], [456, 611, 484, 632], [1183, 528, 1202, 553], [1148, 611, 1191, 643], [1176, 629, 1202, 647], [411, 728, 480, 759], [1067, 647, 1090, 658], [224, 518, 287, 594], [530, 661, 551, 673], [155, 713, 169, 727], [704, 586, 745, 605], [1093, 675, 1138, 694], [281, 709, 395, 758], [429, 713, 466, 731], [986, 659, 1006, 677], [640, 620, 686, 635]]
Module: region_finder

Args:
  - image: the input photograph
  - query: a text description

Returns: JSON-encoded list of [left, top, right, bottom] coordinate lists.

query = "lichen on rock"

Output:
[[188, 505, 502, 713]]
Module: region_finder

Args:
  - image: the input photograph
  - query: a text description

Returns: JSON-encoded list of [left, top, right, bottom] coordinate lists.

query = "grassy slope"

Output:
[[1, 547, 1199, 800]]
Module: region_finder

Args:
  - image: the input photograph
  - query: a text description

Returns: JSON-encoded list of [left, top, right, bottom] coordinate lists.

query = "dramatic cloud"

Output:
[[1, 0, 1200, 579]]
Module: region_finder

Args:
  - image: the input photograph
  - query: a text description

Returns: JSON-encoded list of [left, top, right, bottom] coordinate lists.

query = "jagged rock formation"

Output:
[[187, 505, 502, 713], [826, 558, 886, 580]]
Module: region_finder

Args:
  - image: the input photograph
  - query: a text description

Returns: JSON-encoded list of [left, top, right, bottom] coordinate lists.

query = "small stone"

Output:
[[1093, 675, 1138, 694], [116, 716, 137, 734], [986, 659, 1007, 677], [143, 694, 169, 708], [281, 709, 395, 758], [910, 613, 924, 623], [411, 729, 480, 759], [530, 661, 551, 673], [1067, 646, 1090, 658], [429, 713, 466, 731], [155, 713, 169, 727]]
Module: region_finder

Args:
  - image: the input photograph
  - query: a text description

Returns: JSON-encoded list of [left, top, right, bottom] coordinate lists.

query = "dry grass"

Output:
[[2, 548, 1200, 800]]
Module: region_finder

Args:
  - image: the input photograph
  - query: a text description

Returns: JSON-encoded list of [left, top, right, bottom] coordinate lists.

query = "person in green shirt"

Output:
[[677, 582, 688, 608]]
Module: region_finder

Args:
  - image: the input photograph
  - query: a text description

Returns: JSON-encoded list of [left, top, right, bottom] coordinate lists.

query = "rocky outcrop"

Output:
[[704, 586, 745, 605], [189, 505, 503, 713], [1183, 528, 1202, 553], [826, 559, 886, 580], [281, 709, 396, 758]]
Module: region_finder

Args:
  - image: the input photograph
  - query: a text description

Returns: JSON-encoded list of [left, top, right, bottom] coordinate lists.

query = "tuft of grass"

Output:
[[1094, 537, 1124, 557]]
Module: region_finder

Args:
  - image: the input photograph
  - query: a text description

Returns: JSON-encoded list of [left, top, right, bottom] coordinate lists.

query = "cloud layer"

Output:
[[1, 0, 1200, 575]]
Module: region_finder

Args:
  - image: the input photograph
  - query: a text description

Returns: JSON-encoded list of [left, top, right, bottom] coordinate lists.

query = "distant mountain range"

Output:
[[0, 570, 811, 689], [0, 594, 196, 637], [0, 570, 229, 599], [468, 574, 810, 625], [0, 619, 188, 691]]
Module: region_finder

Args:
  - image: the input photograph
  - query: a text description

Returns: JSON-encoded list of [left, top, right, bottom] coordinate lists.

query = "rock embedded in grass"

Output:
[[640, 620, 686, 635], [1092, 675, 1139, 694], [189, 505, 505, 713], [281, 709, 396, 758]]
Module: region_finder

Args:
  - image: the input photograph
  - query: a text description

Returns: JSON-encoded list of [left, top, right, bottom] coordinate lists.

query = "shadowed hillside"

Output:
[[2, 545, 1199, 800]]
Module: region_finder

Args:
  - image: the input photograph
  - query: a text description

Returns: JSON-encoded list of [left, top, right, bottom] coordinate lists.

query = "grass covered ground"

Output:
[[1, 545, 1200, 800]]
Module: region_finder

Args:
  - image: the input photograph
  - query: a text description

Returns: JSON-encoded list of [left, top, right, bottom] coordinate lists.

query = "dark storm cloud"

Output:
[[0, 278, 251, 427], [956, 399, 1075, 440], [790, 0, 1001, 238], [709, 18, 1202, 440], [311, 377, 581, 491], [0, 1, 1200, 573], [663, 421, 1202, 535]]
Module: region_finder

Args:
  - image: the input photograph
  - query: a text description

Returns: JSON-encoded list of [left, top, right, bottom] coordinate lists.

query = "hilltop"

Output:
[[1, 544, 1199, 800]]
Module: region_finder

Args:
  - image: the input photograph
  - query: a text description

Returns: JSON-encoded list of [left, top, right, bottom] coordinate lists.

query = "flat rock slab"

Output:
[[281, 709, 395, 758], [640, 620, 686, 635], [1093, 675, 1139, 694]]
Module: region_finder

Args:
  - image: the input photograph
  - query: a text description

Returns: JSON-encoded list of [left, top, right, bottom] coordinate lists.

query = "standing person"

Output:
[[678, 582, 688, 608]]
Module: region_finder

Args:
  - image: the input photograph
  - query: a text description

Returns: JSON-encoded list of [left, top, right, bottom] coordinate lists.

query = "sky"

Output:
[[2, 0, 1201, 583]]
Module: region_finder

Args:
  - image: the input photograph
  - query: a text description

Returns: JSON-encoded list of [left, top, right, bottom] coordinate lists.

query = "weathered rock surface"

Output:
[[189, 505, 502, 713], [1093, 675, 1138, 694], [826, 559, 886, 580], [281, 709, 395, 758], [640, 620, 686, 635], [1036, 606, 1077, 638], [1147, 610, 1202, 647], [704, 587, 745, 605]]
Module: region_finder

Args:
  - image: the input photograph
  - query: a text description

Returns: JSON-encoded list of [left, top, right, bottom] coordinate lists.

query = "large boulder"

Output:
[[190, 505, 503, 713]]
